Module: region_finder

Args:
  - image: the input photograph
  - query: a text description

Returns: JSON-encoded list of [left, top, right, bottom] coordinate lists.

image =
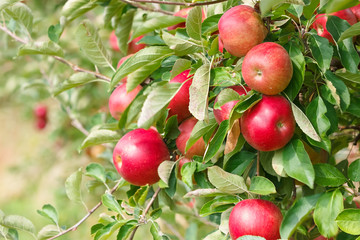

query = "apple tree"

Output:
[[0, 0, 360, 239]]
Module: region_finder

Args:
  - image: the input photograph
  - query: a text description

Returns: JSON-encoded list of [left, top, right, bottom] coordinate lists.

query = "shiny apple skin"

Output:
[[167, 70, 193, 123], [176, 117, 206, 158], [113, 128, 170, 186], [242, 42, 293, 95], [241, 95, 295, 152], [213, 86, 250, 124], [350, 4, 360, 21], [311, 9, 357, 44], [229, 199, 283, 240], [108, 84, 142, 120], [218, 5, 268, 57]]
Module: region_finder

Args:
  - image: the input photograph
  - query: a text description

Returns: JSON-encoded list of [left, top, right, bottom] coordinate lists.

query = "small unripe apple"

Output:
[[241, 95, 295, 152], [311, 9, 357, 44], [113, 128, 170, 186], [218, 5, 268, 57], [176, 117, 206, 158], [168, 7, 206, 30], [167, 70, 193, 123], [350, 4, 360, 21], [242, 42, 293, 95], [109, 31, 146, 54], [213, 86, 250, 124], [229, 199, 283, 240], [108, 84, 142, 120]]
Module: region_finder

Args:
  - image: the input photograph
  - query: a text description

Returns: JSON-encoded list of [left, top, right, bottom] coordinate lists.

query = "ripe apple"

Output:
[[229, 199, 283, 240], [36, 118, 47, 130], [108, 84, 142, 120], [167, 70, 193, 123], [218, 5, 268, 57], [176, 117, 206, 158], [242, 42, 293, 95], [311, 9, 357, 44], [34, 104, 48, 130], [350, 4, 360, 21], [241, 95, 295, 152], [113, 128, 170, 186], [109, 31, 146, 54], [213, 86, 250, 124], [168, 7, 206, 30]]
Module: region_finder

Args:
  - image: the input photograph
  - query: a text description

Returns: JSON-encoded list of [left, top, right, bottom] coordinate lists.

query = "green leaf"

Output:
[[308, 32, 333, 72], [79, 129, 121, 150], [61, 0, 97, 22], [114, 9, 135, 55], [201, 14, 221, 35], [207, 166, 247, 194], [53, 72, 100, 96], [325, 0, 359, 13], [224, 150, 255, 176], [189, 63, 211, 121], [37, 225, 59, 240], [170, 59, 192, 80], [327, 16, 360, 73], [4, 2, 33, 32], [65, 168, 82, 203], [162, 31, 202, 56], [203, 120, 229, 162], [37, 204, 58, 225], [233, 92, 262, 114], [186, 7, 202, 40], [102, 193, 123, 214], [336, 70, 360, 84], [0, 0, 21, 12], [284, 42, 305, 100], [18, 41, 64, 57], [219, 208, 231, 234], [314, 163, 347, 187], [249, 176, 276, 195], [280, 194, 321, 239], [336, 209, 360, 235], [203, 230, 226, 240], [185, 115, 217, 151], [314, 189, 344, 238], [306, 96, 331, 152], [116, 220, 138, 240], [181, 161, 197, 188], [184, 189, 225, 198], [104, 0, 126, 27], [75, 20, 113, 69], [282, 139, 315, 188], [260, 0, 306, 17], [95, 221, 126, 240], [111, 46, 173, 90], [48, 24, 63, 43], [86, 163, 106, 183], [210, 68, 242, 87], [150, 222, 166, 240], [0, 215, 35, 235], [324, 70, 350, 112], [200, 196, 238, 217], [290, 101, 321, 142], [214, 88, 241, 109], [339, 21, 360, 41], [132, 16, 185, 40], [157, 161, 176, 187], [348, 159, 360, 182], [138, 82, 181, 128]]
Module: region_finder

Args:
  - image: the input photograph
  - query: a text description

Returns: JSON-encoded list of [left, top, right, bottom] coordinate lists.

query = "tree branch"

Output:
[[47, 180, 123, 240], [129, 188, 161, 240], [128, 0, 227, 6], [119, 0, 173, 15]]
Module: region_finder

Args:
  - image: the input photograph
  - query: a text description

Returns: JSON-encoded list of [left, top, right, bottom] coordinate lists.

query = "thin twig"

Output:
[[129, 188, 161, 240], [119, 0, 173, 15], [47, 180, 123, 240], [128, 0, 227, 6], [0, 24, 27, 44]]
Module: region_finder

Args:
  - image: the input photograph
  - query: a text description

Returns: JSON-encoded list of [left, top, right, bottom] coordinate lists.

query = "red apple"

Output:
[[108, 84, 142, 120], [176, 117, 206, 159], [350, 4, 360, 21], [167, 70, 193, 123], [34, 104, 47, 119], [229, 199, 283, 240], [311, 9, 357, 44], [168, 7, 206, 30], [242, 42, 293, 95], [36, 118, 47, 130], [213, 86, 250, 124], [113, 128, 170, 186], [241, 95, 295, 152], [109, 31, 146, 54], [218, 5, 268, 57]]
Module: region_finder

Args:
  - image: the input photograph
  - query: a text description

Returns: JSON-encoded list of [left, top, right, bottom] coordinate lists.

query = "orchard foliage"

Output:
[[0, 0, 360, 239]]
